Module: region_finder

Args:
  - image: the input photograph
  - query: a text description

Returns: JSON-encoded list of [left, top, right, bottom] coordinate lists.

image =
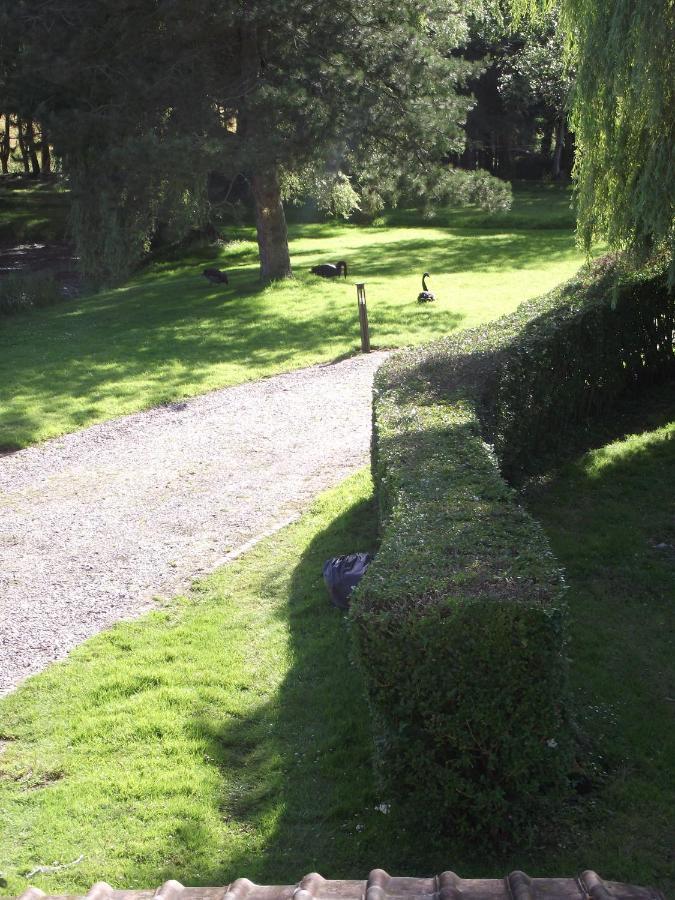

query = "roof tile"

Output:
[[13, 870, 665, 900]]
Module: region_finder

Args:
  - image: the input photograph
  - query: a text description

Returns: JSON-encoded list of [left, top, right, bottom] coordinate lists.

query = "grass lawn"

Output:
[[0, 471, 389, 893], [0, 183, 588, 449], [0, 384, 673, 895], [522, 383, 675, 893]]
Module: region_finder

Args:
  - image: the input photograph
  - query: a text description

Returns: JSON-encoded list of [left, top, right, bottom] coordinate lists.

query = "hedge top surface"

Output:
[[374, 255, 668, 398], [361, 397, 565, 616], [359, 255, 671, 619]]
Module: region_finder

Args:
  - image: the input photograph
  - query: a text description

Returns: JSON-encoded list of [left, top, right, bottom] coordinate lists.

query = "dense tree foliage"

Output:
[[3, 0, 511, 284], [511, 0, 675, 273], [458, 12, 574, 179]]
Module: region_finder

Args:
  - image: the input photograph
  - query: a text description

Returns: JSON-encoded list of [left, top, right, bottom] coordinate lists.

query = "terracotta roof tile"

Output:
[[12, 870, 665, 900]]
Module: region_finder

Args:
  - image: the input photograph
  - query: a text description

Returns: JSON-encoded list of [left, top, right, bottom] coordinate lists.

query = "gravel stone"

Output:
[[0, 351, 389, 695]]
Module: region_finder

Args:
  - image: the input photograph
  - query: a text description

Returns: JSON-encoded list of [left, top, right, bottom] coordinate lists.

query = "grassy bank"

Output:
[[0, 184, 587, 449], [1, 384, 673, 895], [523, 384, 675, 892]]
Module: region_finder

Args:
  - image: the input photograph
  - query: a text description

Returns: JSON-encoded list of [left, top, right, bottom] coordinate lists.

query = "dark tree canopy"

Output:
[[457, 12, 573, 180], [4, 0, 511, 284]]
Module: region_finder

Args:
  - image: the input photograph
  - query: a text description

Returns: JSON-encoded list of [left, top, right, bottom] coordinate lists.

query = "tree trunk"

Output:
[[541, 120, 554, 161], [17, 119, 30, 173], [26, 119, 41, 176], [40, 136, 51, 175], [552, 117, 566, 179], [239, 14, 292, 281], [251, 169, 292, 281], [561, 128, 575, 177], [0, 114, 10, 174]]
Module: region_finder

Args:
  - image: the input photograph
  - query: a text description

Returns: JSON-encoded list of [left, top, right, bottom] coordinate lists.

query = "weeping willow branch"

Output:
[[510, 0, 675, 279]]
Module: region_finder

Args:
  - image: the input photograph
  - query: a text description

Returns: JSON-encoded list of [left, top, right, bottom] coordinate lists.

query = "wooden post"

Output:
[[355, 282, 370, 353]]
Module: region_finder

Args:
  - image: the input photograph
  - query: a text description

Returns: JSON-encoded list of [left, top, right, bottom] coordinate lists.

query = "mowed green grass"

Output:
[[0, 390, 673, 896], [522, 385, 675, 893], [0, 184, 586, 449], [0, 471, 387, 894]]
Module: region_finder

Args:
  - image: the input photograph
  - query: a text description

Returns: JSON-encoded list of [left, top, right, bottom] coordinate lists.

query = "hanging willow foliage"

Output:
[[510, 0, 675, 278]]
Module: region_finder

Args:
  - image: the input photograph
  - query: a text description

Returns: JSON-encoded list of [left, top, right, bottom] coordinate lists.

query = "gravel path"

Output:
[[0, 351, 388, 696]]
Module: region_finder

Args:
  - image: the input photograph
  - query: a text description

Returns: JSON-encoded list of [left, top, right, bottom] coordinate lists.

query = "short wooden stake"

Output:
[[355, 282, 370, 353]]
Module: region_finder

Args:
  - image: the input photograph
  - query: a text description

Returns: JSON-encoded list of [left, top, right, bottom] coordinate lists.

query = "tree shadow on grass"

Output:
[[0, 219, 576, 446], [0, 266, 464, 447], [0, 294, 461, 449], [162, 488, 491, 886], [0, 179, 69, 245], [289, 230, 577, 278]]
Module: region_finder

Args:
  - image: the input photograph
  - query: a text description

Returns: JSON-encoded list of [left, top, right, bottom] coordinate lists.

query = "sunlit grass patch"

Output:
[[0, 185, 589, 449], [0, 471, 380, 894]]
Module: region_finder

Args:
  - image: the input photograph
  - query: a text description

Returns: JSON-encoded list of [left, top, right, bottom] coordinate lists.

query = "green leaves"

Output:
[[510, 0, 675, 279], [7, 0, 516, 282]]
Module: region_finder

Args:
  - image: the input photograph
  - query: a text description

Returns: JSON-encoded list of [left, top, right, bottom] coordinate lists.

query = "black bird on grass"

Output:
[[417, 272, 435, 303], [310, 260, 348, 279], [203, 267, 229, 285]]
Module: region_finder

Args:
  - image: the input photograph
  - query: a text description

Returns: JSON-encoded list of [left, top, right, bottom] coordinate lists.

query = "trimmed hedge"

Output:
[[491, 260, 675, 479], [351, 258, 674, 842]]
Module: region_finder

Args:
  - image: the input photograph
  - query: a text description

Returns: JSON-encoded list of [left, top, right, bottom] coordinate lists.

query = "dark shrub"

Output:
[[0, 272, 62, 316]]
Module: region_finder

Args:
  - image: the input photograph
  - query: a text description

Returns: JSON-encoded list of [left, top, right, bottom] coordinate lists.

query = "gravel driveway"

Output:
[[0, 351, 388, 696]]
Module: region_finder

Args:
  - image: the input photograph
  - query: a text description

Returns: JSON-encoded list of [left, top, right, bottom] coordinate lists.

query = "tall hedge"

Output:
[[351, 258, 674, 842], [490, 260, 675, 479]]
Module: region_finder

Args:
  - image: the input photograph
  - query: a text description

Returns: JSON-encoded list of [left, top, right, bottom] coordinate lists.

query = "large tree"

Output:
[[8, 0, 510, 284], [457, 13, 573, 180], [511, 0, 675, 273]]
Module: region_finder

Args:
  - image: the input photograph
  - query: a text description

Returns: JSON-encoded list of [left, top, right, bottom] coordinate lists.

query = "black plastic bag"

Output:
[[322, 553, 373, 610]]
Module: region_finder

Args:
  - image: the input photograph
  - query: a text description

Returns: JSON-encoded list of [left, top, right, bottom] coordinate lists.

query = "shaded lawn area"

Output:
[[377, 180, 577, 231], [0, 178, 69, 245], [0, 385, 673, 896], [522, 383, 675, 893], [0, 185, 586, 448]]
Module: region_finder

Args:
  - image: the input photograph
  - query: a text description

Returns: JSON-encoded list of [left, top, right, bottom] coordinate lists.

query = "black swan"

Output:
[[203, 268, 229, 285], [417, 272, 435, 303], [310, 260, 348, 279]]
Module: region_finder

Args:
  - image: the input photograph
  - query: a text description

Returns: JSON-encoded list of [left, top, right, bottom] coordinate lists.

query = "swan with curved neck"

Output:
[[417, 272, 435, 303]]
